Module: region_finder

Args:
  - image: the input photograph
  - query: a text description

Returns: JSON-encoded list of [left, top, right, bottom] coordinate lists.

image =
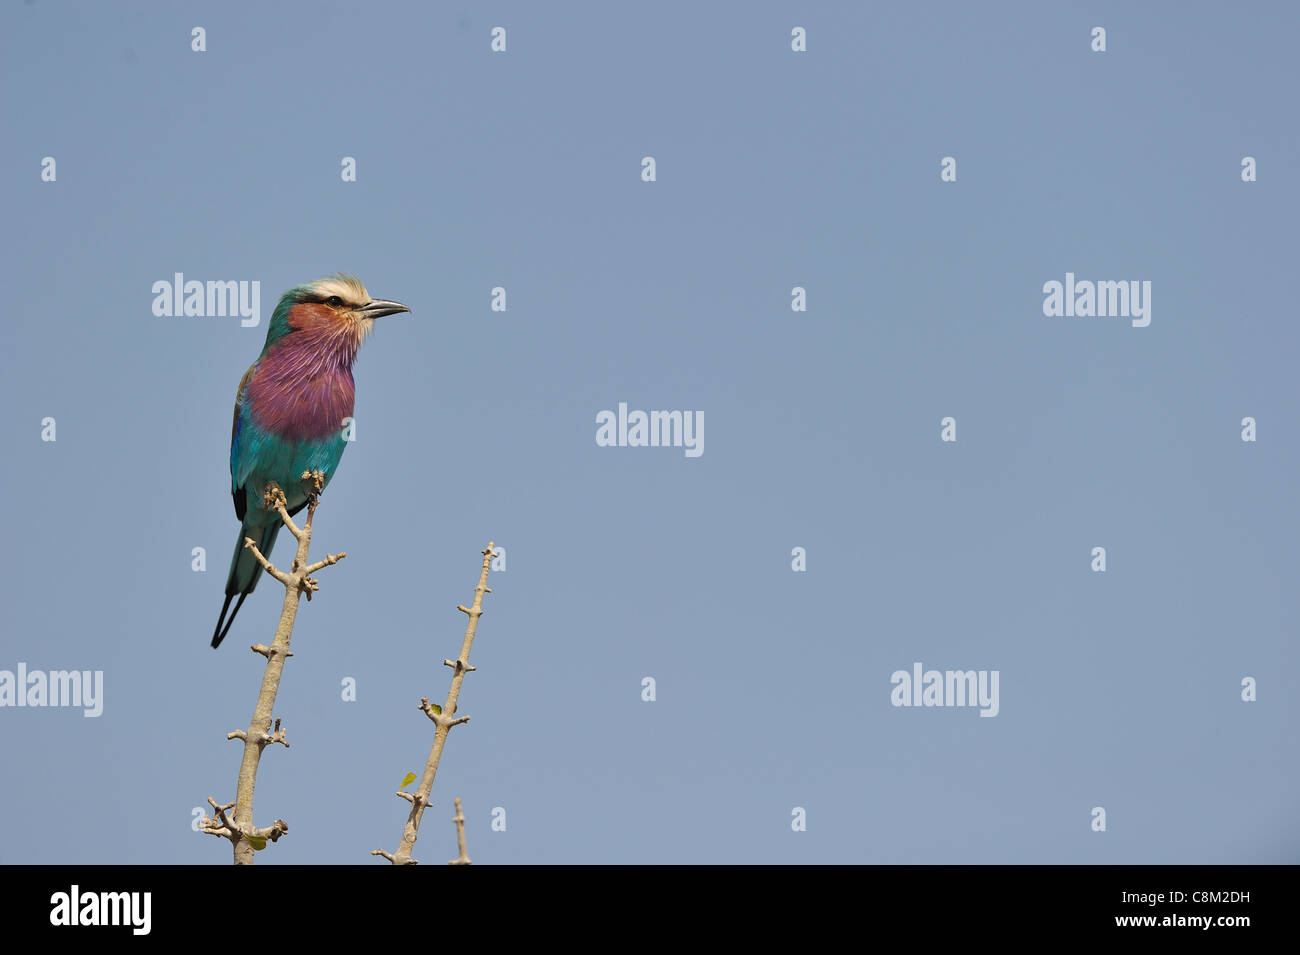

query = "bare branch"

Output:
[[202, 472, 343, 864], [243, 537, 292, 587], [374, 542, 496, 865], [305, 552, 347, 574], [448, 797, 471, 865]]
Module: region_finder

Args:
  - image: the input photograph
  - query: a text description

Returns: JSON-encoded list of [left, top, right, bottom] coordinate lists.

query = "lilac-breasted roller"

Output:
[[211, 276, 410, 648]]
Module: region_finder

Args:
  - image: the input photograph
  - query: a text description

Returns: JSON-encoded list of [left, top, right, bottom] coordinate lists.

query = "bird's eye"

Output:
[[324, 296, 344, 307]]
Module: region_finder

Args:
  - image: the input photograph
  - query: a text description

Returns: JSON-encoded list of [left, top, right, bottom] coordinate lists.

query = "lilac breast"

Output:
[[246, 338, 356, 443]]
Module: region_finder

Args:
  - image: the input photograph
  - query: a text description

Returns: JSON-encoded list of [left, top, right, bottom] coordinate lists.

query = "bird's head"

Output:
[[261, 275, 410, 360]]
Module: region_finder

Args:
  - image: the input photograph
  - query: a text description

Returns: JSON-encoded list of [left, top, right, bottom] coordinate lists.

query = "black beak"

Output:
[[359, 299, 411, 319]]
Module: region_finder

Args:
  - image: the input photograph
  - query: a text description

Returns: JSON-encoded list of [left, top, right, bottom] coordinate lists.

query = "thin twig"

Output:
[[448, 797, 471, 865], [373, 542, 494, 865]]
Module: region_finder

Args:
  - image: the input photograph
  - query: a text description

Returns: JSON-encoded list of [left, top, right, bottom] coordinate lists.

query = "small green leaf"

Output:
[[399, 772, 417, 790], [429, 703, 442, 715], [246, 835, 267, 851]]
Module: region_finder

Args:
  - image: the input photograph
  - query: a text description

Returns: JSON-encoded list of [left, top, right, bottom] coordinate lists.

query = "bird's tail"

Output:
[[211, 518, 283, 648]]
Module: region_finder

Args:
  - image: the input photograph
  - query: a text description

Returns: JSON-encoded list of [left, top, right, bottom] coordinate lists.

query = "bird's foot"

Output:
[[262, 482, 287, 512], [300, 469, 327, 496]]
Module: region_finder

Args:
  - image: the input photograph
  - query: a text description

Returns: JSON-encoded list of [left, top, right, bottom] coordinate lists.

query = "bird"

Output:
[[211, 275, 410, 648]]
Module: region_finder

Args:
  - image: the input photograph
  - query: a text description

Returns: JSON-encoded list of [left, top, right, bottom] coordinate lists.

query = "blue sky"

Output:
[[1, 1, 1296, 863]]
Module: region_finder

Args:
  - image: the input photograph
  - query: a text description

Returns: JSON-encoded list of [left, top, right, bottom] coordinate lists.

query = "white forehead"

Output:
[[307, 275, 370, 304]]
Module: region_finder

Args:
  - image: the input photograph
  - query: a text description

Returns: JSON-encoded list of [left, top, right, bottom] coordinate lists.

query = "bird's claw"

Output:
[[262, 482, 287, 512], [300, 469, 327, 495]]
